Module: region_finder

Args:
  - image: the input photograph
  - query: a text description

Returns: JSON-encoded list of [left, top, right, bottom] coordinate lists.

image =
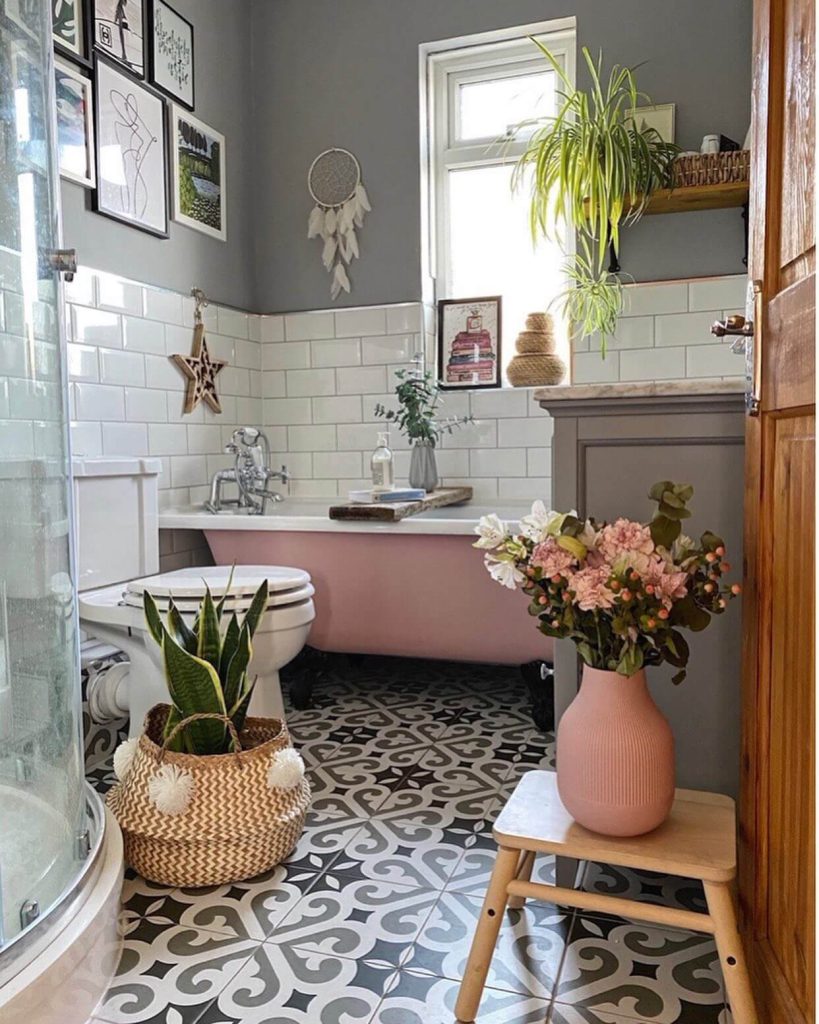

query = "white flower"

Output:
[[484, 554, 525, 590], [473, 513, 507, 550], [519, 501, 578, 543], [267, 748, 306, 790], [113, 738, 139, 782], [577, 520, 599, 550], [148, 764, 194, 816]]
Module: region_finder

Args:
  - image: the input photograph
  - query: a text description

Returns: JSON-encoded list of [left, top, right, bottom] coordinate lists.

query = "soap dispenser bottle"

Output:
[[371, 432, 394, 493]]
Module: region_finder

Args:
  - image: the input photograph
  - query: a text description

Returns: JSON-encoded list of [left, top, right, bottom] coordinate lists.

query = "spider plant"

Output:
[[513, 43, 678, 353]]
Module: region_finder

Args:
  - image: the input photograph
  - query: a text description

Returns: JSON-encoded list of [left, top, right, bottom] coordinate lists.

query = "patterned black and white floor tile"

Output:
[[88, 653, 732, 1024]]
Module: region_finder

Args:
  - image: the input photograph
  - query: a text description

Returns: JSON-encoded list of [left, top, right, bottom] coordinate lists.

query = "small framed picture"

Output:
[[93, 0, 146, 77], [171, 106, 226, 241], [437, 296, 502, 390], [93, 56, 168, 236], [53, 0, 92, 66], [626, 103, 676, 144], [55, 58, 95, 187], [149, 0, 193, 109]]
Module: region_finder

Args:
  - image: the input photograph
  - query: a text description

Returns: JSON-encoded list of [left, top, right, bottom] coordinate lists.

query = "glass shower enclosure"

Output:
[[0, 0, 99, 954]]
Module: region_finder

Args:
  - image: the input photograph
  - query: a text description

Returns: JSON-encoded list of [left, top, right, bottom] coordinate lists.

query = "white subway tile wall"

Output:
[[62, 268, 261, 515], [22, 269, 744, 526], [574, 275, 746, 384]]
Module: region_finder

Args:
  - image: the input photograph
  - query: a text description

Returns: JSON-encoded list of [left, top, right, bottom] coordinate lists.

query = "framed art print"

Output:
[[625, 103, 676, 144], [53, 0, 92, 65], [437, 296, 502, 390], [94, 57, 168, 236], [150, 0, 193, 109], [93, 0, 145, 77], [55, 58, 95, 187], [172, 106, 226, 241]]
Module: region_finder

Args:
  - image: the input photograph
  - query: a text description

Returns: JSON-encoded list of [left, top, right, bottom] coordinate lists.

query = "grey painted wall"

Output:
[[249, 0, 752, 313], [60, 0, 255, 311]]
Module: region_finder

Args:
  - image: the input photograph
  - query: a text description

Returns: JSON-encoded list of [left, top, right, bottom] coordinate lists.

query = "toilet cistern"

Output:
[[205, 426, 289, 514]]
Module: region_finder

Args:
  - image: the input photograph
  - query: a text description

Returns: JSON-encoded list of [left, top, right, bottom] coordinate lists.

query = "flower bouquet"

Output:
[[475, 482, 739, 835]]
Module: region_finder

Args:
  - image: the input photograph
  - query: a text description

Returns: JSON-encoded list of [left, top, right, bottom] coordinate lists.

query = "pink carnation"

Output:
[[568, 564, 616, 611], [643, 556, 689, 609], [531, 537, 576, 578], [598, 519, 654, 563]]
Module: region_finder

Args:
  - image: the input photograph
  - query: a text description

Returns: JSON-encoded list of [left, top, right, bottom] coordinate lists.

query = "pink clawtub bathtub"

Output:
[[168, 503, 554, 666]]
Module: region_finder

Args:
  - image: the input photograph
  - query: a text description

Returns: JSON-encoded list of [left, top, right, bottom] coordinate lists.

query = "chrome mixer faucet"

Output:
[[204, 427, 289, 514]]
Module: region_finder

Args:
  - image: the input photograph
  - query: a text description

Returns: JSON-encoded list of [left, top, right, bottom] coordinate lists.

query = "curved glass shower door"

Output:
[[0, 0, 87, 948]]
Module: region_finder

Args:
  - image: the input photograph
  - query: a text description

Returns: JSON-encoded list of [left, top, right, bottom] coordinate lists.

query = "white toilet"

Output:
[[73, 457, 315, 736]]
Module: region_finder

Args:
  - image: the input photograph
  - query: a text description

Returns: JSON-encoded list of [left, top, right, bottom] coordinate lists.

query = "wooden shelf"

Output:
[[582, 182, 749, 218], [642, 182, 749, 215]]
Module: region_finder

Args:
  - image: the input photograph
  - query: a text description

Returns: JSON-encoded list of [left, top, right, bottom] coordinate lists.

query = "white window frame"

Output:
[[421, 19, 576, 305]]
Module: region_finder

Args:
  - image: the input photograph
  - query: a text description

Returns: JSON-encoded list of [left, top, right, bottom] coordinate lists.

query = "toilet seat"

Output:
[[79, 564, 314, 629]]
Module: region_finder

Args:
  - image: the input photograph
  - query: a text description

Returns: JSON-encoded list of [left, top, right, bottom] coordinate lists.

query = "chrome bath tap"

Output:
[[205, 427, 289, 514]]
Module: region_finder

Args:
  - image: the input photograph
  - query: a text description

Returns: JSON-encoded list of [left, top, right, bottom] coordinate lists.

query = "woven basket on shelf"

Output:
[[508, 353, 566, 387], [507, 311, 566, 386], [672, 150, 750, 188], [107, 705, 311, 887]]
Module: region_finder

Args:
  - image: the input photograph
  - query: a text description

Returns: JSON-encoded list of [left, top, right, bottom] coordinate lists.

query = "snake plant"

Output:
[[143, 573, 269, 755], [513, 43, 678, 353]]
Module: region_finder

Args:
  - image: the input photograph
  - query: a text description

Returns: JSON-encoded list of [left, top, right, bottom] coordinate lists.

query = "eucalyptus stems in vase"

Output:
[[374, 368, 473, 491], [513, 43, 678, 354]]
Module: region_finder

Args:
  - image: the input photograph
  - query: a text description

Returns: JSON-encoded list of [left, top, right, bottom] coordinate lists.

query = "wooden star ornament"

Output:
[[170, 323, 227, 414]]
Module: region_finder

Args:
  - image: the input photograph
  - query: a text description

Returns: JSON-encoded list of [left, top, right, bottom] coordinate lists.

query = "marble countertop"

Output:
[[533, 377, 744, 404]]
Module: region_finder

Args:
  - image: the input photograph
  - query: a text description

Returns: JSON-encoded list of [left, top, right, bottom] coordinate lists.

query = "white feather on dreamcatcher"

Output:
[[307, 148, 371, 299]]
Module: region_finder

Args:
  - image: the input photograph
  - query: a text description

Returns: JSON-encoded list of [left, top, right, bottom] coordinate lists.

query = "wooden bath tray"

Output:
[[329, 486, 473, 522]]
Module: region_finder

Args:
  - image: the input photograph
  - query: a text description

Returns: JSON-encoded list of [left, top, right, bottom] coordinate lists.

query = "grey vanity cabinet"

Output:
[[536, 382, 745, 798]]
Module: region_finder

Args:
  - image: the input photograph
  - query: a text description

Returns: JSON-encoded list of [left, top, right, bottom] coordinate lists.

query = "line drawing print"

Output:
[[109, 87, 156, 218]]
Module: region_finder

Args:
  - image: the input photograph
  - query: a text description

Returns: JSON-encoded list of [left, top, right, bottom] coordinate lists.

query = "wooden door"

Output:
[[739, 0, 815, 1021]]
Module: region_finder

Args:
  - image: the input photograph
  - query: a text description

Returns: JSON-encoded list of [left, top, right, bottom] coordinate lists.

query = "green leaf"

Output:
[[220, 613, 241, 679], [224, 621, 252, 711], [616, 643, 644, 677], [242, 579, 269, 639], [671, 669, 686, 685], [649, 515, 680, 548], [214, 564, 236, 621], [143, 590, 166, 647], [167, 598, 197, 654], [229, 676, 256, 735], [576, 641, 596, 666], [649, 480, 674, 501], [197, 586, 222, 673], [163, 635, 227, 753], [670, 595, 711, 632], [162, 703, 193, 753]]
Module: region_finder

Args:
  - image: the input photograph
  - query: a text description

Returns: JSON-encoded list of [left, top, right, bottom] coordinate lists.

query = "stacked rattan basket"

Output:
[[507, 312, 566, 387], [107, 704, 311, 887]]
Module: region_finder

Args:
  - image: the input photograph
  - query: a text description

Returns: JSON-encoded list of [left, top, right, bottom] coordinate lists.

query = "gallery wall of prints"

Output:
[[51, 0, 226, 243]]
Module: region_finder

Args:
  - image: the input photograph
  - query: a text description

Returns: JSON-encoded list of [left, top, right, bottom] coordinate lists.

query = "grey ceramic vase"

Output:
[[409, 441, 438, 491]]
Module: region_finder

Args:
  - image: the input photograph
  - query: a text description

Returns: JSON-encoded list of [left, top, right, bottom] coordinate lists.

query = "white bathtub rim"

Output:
[[159, 500, 539, 536]]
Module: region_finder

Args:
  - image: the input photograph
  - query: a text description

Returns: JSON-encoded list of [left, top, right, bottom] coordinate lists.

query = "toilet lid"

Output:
[[122, 581, 314, 612], [124, 565, 310, 600]]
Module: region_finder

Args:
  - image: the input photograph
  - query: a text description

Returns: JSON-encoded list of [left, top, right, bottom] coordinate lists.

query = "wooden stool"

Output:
[[455, 771, 758, 1024]]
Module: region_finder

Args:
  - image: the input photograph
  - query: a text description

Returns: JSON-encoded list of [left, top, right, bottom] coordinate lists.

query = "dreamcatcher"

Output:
[[307, 148, 371, 299]]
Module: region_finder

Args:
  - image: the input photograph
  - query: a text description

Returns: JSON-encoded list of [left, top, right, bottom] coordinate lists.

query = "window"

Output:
[[425, 23, 575, 382]]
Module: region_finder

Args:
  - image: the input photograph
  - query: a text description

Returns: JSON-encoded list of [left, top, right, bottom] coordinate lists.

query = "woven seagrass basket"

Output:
[[508, 352, 566, 387], [107, 705, 311, 887]]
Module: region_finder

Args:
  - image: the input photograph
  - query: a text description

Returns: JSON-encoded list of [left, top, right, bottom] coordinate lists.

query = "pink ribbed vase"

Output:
[[556, 665, 675, 837]]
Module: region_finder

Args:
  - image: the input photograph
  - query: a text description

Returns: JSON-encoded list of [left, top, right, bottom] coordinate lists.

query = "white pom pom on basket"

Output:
[[106, 705, 311, 888]]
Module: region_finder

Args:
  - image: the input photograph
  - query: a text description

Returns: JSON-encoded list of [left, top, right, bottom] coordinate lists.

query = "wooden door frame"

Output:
[[738, 0, 815, 1019]]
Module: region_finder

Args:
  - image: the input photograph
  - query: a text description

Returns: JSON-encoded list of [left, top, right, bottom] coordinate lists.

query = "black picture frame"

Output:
[[148, 0, 194, 110], [437, 296, 503, 391], [92, 54, 169, 237], [92, 0, 148, 79], [53, 0, 94, 69]]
